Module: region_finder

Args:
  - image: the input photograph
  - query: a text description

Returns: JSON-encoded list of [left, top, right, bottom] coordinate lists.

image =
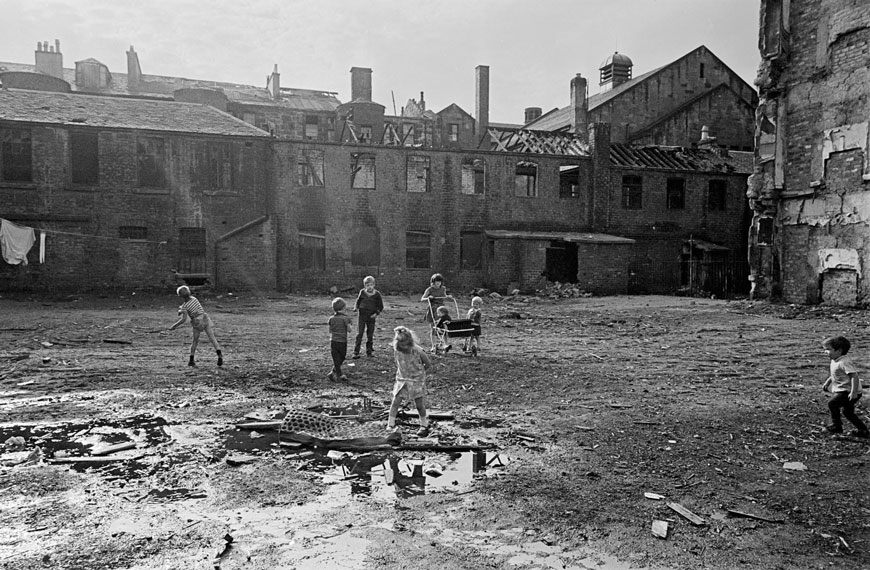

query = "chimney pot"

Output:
[[475, 65, 490, 144], [570, 73, 588, 142], [524, 107, 543, 124]]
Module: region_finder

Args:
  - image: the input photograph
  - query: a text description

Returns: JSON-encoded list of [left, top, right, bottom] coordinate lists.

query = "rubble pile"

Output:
[[535, 282, 593, 299]]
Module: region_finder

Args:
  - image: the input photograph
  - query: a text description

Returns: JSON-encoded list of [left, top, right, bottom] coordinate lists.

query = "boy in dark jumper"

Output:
[[352, 275, 384, 358]]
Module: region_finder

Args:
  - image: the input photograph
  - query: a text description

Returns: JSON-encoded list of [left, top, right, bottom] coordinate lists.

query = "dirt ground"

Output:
[[1, 290, 869, 570]]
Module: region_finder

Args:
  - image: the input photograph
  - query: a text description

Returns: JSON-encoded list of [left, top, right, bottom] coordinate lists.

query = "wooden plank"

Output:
[[235, 421, 283, 430], [726, 509, 784, 524], [398, 410, 454, 420], [92, 442, 137, 456], [50, 454, 144, 464], [667, 502, 706, 526]]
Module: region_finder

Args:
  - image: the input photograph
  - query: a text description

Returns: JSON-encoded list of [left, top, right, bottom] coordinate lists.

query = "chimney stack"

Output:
[[35, 39, 63, 79], [524, 107, 542, 124], [268, 64, 281, 100], [570, 73, 588, 142], [126, 45, 142, 91], [475, 65, 490, 144], [350, 67, 372, 101], [420, 91, 425, 111]]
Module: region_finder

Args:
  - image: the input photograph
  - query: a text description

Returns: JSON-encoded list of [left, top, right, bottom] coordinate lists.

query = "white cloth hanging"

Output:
[[0, 219, 36, 265], [39, 230, 46, 264]]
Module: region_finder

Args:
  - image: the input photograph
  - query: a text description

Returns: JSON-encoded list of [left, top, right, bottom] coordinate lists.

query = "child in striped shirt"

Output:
[[169, 286, 223, 367]]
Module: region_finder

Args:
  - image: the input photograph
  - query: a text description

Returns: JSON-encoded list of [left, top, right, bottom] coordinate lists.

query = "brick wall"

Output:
[[0, 123, 270, 292]]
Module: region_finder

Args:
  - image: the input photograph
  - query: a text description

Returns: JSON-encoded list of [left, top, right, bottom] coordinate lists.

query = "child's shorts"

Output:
[[190, 313, 214, 333]]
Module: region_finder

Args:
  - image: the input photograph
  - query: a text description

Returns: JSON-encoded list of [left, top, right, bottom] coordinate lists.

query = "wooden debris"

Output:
[[398, 410, 454, 420], [50, 454, 143, 464], [235, 421, 283, 430], [651, 520, 669, 539], [92, 442, 137, 456], [726, 509, 784, 524], [667, 502, 706, 526], [644, 492, 665, 500]]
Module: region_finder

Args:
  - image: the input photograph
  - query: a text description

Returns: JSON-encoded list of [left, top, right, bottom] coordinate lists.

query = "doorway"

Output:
[[544, 240, 578, 283]]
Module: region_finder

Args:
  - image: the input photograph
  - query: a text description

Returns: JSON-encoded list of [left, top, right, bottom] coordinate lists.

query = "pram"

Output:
[[427, 296, 482, 356]]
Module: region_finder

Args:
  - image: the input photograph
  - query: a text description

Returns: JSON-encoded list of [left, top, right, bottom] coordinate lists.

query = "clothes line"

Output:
[[0, 219, 168, 245]]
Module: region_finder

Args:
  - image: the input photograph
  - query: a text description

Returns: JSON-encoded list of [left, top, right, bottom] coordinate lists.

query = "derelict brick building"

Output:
[[0, 41, 753, 295], [748, 0, 870, 305]]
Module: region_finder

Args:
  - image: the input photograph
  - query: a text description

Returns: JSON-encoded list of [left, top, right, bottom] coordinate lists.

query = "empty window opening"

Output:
[[707, 179, 727, 211], [351, 153, 375, 189], [70, 131, 99, 185], [460, 231, 485, 270], [622, 175, 643, 209], [297, 149, 325, 187], [559, 165, 580, 199], [666, 178, 686, 210], [515, 161, 537, 197], [757, 217, 774, 245], [406, 155, 430, 193], [299, 232, 325, 271], [406, 231, 431, 269], [461, 158, 485, 195], [449, 123, 459, 142], [351, 225, 380, 266], [304, 116, 320, 140], [137, 136, 165, 188], [359, 125, 373, 144], [1, 128, 32, 182]]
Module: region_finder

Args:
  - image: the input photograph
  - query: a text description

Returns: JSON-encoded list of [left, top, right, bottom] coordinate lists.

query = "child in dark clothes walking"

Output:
[[352, 275, 384, 359], [327, 297, 353, 381], [822, 336, 868, 437]]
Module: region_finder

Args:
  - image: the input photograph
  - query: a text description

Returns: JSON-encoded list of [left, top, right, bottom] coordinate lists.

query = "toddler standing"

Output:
[[421, 273, 448, 351], [168, 286, 223, 367], [822, 336, 868, 438], [352, 275, 384, 358], [327, 297, 353, 381], [387, 326, 434, 437], [463, 296, 483, 354]]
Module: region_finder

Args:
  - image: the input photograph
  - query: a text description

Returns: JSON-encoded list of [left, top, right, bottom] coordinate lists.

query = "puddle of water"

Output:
[[0, 415, 170, 477]]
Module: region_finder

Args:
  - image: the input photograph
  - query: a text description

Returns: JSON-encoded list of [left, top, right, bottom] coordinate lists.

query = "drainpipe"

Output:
[[214, 215, 269, 290]]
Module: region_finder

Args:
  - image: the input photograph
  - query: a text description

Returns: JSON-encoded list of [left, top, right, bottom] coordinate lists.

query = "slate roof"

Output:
[[610, 143, 753, 174], [0, 88, 271, 137], [0, 61, 340, 112]]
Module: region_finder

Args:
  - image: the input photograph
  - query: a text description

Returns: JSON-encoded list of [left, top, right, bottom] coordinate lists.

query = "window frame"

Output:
[[1, 127, 33, 183], [559, 165, 580, 199], [297, 148, 325, 187], [137, 136, 166, 188], [666, 177, 686, 210], [461, 157, 485, 195], [448, 123, 459, 142], [515, 161, 538, 197], [304, 115, 320, 140], [299, 232, 326, 271], [405, 230, 431, 269], [622, 175, 643, 209], [351, 153, 376, 189], [707, 179, 727, 211], [70, 130, 99, 185], [406, 155, 431, 193], [195, 141, 234, 192]]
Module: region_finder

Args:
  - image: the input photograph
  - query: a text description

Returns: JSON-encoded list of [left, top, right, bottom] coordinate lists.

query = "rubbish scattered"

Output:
[[651, 520, 669, 539], [249, 431, 264, 439], [783, 461, 807, 471], [644, 492, 665, 500], [667, 502, 706, 526], [725, 509, 784, 524], [225, 454, 258, 466], [424, 463, 444, 477], [5, 436, 26, 449], [326, 450, 349, 460]]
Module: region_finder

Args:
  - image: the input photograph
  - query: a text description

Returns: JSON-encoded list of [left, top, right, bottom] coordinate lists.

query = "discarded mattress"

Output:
[[279, 409, 401, 450]]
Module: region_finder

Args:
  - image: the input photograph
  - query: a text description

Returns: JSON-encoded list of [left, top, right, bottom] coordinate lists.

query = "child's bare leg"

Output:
[[387, 396, 402, 428], [190, 330, 201, 356], [414, 397, 428, 428], [204, 326, 222, 352]]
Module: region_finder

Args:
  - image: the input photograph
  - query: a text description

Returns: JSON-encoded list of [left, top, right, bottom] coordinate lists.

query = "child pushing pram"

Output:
[[428, 297, 482, 357]]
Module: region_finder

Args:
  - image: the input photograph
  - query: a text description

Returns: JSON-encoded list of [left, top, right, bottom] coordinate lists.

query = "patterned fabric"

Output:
[[279, 409, 401, 449], [179, 296, 206, 319]]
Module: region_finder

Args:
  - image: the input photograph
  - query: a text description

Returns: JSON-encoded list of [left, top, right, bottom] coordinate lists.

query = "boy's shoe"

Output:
[[327, 372, 337, 381], [188, 357, 196, 367], [826, 424, 843, 434], [849, 430, 869, 438], [217, 354, 223, 367], [352, 353, 361, 359], [416, 426, 431, 437]]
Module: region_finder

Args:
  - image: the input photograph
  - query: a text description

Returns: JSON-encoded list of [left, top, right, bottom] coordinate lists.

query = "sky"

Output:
[[0, 0, 761, 123]]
